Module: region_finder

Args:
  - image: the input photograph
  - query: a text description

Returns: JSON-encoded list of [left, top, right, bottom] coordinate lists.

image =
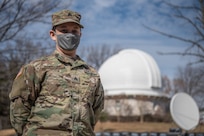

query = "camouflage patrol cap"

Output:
[[52, 9, 84, 28]]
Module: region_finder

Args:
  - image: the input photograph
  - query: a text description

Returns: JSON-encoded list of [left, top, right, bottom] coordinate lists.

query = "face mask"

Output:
[[56, 33, 80, 51]]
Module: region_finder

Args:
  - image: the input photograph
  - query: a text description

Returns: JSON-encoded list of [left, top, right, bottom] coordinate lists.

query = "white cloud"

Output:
[[94, 0, 116, 8], [70, 0, 196, 78]]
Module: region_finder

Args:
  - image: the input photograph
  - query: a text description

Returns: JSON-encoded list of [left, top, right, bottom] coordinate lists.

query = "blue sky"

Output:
[[56, 0, 195, 79]]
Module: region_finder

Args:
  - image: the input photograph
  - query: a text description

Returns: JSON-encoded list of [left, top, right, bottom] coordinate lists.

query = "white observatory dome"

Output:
[[99, 49, 165, 97]]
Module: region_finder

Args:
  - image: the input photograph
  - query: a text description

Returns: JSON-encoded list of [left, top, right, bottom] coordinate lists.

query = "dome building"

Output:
[[98, 49, 170, 121]]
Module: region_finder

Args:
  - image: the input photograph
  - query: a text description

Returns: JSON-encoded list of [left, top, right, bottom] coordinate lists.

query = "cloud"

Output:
[[70, 0, 195, 78], [94, 0, 116, 8]]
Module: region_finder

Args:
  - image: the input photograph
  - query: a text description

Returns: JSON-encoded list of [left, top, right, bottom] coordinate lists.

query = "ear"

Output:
[[49, 30, 56, 41]]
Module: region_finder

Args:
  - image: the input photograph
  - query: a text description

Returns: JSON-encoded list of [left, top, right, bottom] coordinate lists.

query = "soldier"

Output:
[[9, 9, 104, 136]]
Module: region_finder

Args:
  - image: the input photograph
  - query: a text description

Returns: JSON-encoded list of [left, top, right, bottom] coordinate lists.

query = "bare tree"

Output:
[[162, 76, 172, 95], [0, 0, 72, 43], [78, 44, 122, 69], [145, 0, 204, 65], [138, 100, 151, 123], [173, 65, 204, 109], [144, 1, 204, 109], [0, 38, 48, 118], [0, 0, 72, 119]]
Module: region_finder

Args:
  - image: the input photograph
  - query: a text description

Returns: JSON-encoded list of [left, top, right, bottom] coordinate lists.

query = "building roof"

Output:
[[99, 49, 168, 97]]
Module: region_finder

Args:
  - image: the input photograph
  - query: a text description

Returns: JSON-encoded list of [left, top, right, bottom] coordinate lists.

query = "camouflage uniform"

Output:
[[9, 50, 104, 136], [9, 10, 104, 136]]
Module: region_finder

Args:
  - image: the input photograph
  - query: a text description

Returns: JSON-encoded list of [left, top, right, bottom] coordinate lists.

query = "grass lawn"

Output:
[[1, 122, 204, 136], [94, 121, 204, 133]]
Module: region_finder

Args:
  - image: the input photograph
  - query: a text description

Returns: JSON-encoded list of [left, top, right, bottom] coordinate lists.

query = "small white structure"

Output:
[[99, 49, 169, 118]]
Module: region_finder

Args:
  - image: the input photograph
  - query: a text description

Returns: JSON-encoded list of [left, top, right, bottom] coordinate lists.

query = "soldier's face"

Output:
[[49, 22, 82, 56], [50, 22, 81, 41], [56, 22, 81, 35]]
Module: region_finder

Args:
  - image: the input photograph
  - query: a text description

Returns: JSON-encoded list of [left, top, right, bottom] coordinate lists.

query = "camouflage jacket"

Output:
[[9, 50, 104, 136]]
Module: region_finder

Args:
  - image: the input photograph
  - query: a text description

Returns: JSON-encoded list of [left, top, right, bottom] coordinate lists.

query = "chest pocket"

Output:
[[71, 69, 97, 105]]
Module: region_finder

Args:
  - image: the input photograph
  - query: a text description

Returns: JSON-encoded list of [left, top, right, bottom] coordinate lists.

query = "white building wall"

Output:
[[104, 99, 167, 116]]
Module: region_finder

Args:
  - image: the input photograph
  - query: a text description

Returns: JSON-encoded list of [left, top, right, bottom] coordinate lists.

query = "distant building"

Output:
[[98, 49, 170, 121]]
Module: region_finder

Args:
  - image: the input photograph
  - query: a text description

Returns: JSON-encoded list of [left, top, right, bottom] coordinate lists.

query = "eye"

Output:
[[61, 29, 68, 33], [72, 30, 78, 34]]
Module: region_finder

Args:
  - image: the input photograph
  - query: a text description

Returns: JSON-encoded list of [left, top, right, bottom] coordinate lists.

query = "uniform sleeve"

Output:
[[92, 79, 104, 124], [9, 65, 40, 135]]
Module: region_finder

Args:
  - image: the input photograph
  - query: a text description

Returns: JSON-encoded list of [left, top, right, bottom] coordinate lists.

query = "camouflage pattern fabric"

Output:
[[9, 50, 104, 136], [52, 9, 84, 28]]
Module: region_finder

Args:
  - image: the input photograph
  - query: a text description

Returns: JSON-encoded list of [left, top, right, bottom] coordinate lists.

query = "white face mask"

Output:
[[56, 33, 80, 51]]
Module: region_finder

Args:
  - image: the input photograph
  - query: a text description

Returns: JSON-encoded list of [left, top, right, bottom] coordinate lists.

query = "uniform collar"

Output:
[[54, 50, 89, 69]]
